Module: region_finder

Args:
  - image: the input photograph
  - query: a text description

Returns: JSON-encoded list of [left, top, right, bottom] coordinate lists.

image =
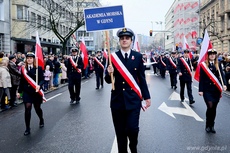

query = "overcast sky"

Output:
[[100, 0, 175, 36]]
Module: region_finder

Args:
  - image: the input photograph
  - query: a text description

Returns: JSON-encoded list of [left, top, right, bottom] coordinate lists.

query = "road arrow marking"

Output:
[[158, 102, 204, 122], [111, 136, 131, 153], [168, 91, 189, 101]]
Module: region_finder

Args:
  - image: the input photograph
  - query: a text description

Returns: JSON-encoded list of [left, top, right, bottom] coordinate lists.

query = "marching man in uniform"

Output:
[[94, 50, 106, 89], [67, 48, 83, 104], [105, 28, 151, 153], [166, 50, 178, 89], [177, 50, 195, 105]]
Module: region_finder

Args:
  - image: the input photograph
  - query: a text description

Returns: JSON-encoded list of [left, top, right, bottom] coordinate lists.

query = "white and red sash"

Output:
[[142, 58, 147, 63], [21, 66, 46, 102], [160, 57, 166, 67], [180, 58, 192, 76], [111, 53, 142, 100], [94, 57, 104, 69], [70, 58, 81, 73], [169, 57, 177, 68], [200, 62, 223, 92]]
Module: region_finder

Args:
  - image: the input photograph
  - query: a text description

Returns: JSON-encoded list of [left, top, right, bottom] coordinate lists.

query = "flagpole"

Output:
[[105, 31, 115, 90], [36, 57, 38, 92]]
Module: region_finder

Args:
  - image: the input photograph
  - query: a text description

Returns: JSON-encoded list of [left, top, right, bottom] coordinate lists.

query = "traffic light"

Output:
[[149, 30, 153, 36], [166, 35, 169, 39]]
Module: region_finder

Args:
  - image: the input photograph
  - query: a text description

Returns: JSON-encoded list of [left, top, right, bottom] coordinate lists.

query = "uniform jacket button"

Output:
[[123, 82, 125, 84], [123, 88, 125, 91]]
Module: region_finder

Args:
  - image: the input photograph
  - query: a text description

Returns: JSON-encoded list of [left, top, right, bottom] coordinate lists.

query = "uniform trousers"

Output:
[[68, 77, 81, 101], [180, 80, 194, 101], [169, 73, 177, 87], [95, 70, 104, 88], [111, 108, 140, 153]]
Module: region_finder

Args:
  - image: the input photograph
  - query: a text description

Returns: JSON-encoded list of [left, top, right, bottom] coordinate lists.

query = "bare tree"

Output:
[[42, 0, 85, 54]]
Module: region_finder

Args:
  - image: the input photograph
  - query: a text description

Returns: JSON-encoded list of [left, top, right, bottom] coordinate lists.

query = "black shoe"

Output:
[[210, 126, 216, 133], [95, 87, 99, 90], [205, 127, 211, 133], [189, 100, 195, 105], [70, 100, 74, 104], [181, 99, 184, 102], [24, 128, 31, 136], [174, 86, 177, 89], [39, 119, 44, 128], [101, 85, 103, 88], [10, 103, 17, 108], [171, 86, 173, 89]]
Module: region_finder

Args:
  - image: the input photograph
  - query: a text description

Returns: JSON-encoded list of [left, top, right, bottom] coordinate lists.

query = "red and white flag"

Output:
[[194, 29, 213, 81], [132, 34, 140, 52], [35, 31, 44, 70], [183, 35, 193, 59], [80, 37, 88, 69]]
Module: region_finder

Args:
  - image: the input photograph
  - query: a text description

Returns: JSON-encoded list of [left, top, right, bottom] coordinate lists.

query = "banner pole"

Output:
[[105, 31, 115, 90]]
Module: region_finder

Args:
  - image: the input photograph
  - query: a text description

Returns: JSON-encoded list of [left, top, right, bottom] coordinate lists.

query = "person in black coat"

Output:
[[8, 55, 21, 107], [105, 28, 151, 153], [177, 50, 195, 105], [66, 48, 83, 104], [166, 50, 178, 89], [17, 52, 45, 136], [94, 50, 106, 89], [159, 52, 167, 78], [198, 49, 227, 133]]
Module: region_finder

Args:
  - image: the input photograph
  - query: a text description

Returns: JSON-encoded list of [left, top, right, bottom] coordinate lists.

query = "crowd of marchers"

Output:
[[144, 50, 230, 91], [0, 50, 104, 112]]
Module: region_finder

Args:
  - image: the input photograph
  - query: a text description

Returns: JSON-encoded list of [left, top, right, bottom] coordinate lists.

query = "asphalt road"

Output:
[[0, 70, 230, 153]]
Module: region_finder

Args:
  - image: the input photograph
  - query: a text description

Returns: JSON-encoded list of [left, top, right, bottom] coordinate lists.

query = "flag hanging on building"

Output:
[[132, 34, 140, 52], [194, 29, 213, 81], [80, 37, 88, 69], [35, 31, 44, 70]]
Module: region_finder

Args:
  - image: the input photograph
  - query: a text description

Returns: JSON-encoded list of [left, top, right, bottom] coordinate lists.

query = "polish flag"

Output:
[[183, 35, 193, 59], [80, 37, 88, 69], [35, 31, 44, 70], [132, 34, 140, 52], [194, 29, 213, 81]]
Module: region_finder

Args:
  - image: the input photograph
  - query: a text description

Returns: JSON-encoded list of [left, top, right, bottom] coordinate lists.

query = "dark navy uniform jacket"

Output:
[[67, 56, 83, 79], [177, 57, 192, 82], [199, 62, 226, 95], [94, 56, 106, 72], [159, 56, 167, 70], [105, 50, 150, 110], [166, 57, 178, 74], [18, 66, 44, 103]]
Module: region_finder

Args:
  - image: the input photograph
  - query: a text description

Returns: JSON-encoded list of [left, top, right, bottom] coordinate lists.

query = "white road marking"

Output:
[[168, 91, 189, 101], [46, 93, 62, 101], [158, 102, 204, 122], [111, 136, 131, 153]]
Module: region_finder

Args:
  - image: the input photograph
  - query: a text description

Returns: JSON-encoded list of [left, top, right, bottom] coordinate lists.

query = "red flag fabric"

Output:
[[103, 50, 108, 59], [35, 31, 44, 70], [183, 35, 193, 59], [133, 34, 140, 52], [194, 29, 213, 81], [80, 37, 88, 69]]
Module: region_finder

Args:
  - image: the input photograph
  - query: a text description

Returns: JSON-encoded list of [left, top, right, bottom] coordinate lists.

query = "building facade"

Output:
[[200, 0, 230, 52], [0, 0, 11, 54], [165, 0, 199, 52]]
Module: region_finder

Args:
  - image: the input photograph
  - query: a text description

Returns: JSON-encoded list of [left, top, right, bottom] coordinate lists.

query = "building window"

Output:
[[228, 14, 230, 29], [17, 5, 23, 20], [17, 5, 28, 20], [0, 34, 3, 51], [221, 16, 224, 31], [78, 31, 89, 37], [0, 0, 4, 21], [31, 12, 36, 26], [37, 15, 41, 28], [42, 17, 46, 30]]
